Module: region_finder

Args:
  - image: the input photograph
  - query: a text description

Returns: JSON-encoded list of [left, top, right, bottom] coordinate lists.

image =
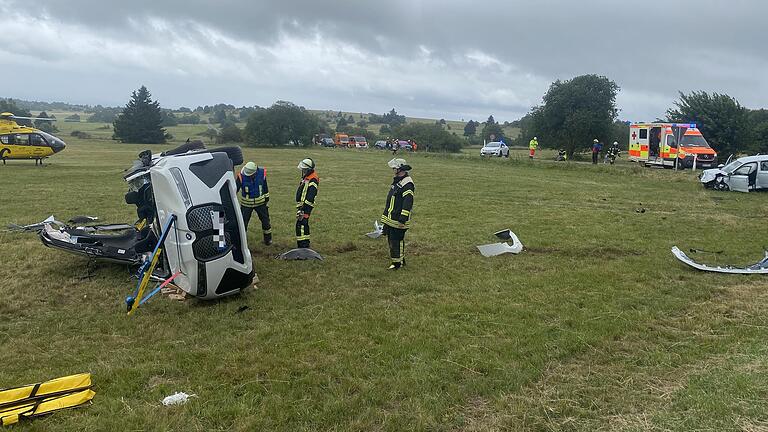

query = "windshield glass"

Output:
[[680, 135, 710, 148], [485, 142, 500, 148], [721, 160, 741, 173]]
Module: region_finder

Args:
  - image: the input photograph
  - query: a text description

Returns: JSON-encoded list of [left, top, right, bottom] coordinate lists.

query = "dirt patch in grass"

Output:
[[333, 242, 358, 253]]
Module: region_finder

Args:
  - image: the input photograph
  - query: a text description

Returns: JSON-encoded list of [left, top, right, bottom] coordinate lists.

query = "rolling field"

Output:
[[1, 135, 768, 431]]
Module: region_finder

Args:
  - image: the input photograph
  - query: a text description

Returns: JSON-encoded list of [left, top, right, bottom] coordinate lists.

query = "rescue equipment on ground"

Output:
[[671, 246, 768, 274], [126, 215, 177, 314], [476, 229, 524, 257], [0, 373, 95, 426]]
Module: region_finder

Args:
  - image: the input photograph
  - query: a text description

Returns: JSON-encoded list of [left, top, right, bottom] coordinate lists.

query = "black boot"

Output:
[[263, 232, 272, 246]]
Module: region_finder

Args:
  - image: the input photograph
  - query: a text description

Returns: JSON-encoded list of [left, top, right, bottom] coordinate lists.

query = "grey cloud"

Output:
[[2, 0, 767, 120]]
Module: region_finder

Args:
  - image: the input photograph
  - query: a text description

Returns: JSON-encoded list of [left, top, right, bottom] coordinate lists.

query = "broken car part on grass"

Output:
[[476, 229, 524, 257], [276, 248, 324, 260], [365, 220, 384, 239], [671, 246, 768, 274]]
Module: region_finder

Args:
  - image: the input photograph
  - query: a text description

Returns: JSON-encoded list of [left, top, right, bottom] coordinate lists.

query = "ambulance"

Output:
[[628, 123, 718, 169]]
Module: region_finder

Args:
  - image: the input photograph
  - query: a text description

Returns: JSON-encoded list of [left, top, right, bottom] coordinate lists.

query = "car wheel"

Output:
[[714, 177, 729, 191], [209, 146, 244, 166]]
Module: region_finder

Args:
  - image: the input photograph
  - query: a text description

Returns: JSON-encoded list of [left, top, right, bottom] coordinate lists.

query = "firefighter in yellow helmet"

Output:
[[381, 158, 414, 270], [295, 158, 319, 248], [236, 161, 272, 245]]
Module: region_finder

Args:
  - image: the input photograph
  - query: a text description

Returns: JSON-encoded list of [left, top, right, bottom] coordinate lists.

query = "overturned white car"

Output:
[[700, 155, 768, 192], [41, 141, 254, 300]]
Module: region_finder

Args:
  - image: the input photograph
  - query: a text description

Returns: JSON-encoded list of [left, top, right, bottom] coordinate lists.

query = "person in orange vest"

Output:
[[295, 158, 319, 248], [236, 161, 272, 245]]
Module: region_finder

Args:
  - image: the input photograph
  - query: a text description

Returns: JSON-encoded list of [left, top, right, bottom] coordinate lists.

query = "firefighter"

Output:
[[605, 141, 620, 164], [236, 161, 272, 245], [528, 136, 538, 159], [381, 158, 414, 270], [295, 158, 319, 248]]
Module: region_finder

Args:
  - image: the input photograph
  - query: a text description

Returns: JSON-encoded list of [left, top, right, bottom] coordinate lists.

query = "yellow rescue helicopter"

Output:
[[0, 112, 66, 165]]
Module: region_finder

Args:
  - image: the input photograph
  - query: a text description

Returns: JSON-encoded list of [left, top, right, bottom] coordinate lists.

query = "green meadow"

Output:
[[1, 128, 767, 431]]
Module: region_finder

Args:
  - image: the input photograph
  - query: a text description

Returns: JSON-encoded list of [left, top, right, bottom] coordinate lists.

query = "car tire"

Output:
[[209, 146, 244, 166], [714, 177, 729, 191]]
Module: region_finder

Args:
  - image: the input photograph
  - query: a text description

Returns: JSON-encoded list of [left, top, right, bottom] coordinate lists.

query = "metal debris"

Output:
[[365, 220, 384, 238], [671, 246, 768, 274]]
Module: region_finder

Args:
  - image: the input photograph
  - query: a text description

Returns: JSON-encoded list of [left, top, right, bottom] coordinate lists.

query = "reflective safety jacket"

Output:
[[236, 168, 269, 208], [296, 170, 319, 217], [381, 175, 414, 229], [529, 138, 538, 150]]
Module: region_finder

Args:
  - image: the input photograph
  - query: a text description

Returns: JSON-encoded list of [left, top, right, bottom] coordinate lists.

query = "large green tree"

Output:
[[242, 101, 321, 146], [748, 109, 768, 154], [529, 74, 619, 157], [480, 115, 504, 141], [463, 120, 477, 136], [666, 91, 750, 156], [113, 86, 168, 144]]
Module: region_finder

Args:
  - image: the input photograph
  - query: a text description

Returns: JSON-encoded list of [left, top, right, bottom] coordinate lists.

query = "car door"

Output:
[[728, 162, 756, 192], [758, 160, 768, 190]]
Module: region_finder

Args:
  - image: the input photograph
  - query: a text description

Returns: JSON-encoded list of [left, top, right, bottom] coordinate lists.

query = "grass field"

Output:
[[1, 133, 768, 431]]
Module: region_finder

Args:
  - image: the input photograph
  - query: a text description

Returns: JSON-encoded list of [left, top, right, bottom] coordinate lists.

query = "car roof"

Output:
[[735, 155, 768, 163], [485, 141, 503, 145]]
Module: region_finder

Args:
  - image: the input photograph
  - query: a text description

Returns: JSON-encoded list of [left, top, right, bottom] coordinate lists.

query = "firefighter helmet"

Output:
[[388, 158, 412, 171], [297, 158, 315, 170]]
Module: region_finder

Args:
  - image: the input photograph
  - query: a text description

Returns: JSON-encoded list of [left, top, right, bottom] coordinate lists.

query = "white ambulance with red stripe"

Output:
[[628, 123, 717, 169]]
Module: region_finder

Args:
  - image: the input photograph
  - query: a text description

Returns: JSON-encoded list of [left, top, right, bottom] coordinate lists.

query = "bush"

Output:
[[71, 130, 92, 139], [392, 123, 463, 152]]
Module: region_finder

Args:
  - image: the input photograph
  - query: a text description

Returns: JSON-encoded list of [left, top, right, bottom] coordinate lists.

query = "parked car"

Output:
[[700, 155, 768, 192], [374, 140, 388, 150], [480, 141, 509, 158], [396, 140, 413, 151], [321, 137, 335, 147]]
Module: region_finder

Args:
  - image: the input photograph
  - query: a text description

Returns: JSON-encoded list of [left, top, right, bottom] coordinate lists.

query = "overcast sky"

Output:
[[1, 0, 766, 122]]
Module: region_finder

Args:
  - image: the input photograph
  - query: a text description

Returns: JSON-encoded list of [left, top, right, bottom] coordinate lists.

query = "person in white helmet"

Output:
[[236, 161, 272, 245], [381, 158, 414, 270], [295, 158, 319, 248], [528, 136, 539, 159], [605, 141, 621, 164]]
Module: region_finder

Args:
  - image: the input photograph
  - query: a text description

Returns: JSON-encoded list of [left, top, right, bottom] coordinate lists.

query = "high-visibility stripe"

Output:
[[402, 190, 414, 197], [401, 209, 410, 216]]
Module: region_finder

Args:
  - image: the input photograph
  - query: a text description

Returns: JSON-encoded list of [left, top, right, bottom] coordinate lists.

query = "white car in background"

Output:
[[700, 155, 768, 192], [480, 141, 509, 158]]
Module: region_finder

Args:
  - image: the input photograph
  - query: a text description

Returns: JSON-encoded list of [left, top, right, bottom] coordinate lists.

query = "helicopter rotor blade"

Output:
[[8, 115, 56, 121]]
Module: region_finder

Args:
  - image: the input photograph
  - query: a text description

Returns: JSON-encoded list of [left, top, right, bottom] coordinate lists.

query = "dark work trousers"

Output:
[[296, 217, 311, 248], [386, 227, 407, 265], [592, 152, 599, 164], [241, 205, 271, 234]]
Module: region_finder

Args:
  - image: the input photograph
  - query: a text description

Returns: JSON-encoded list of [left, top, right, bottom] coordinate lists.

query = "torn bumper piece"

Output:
[[276, 248, 324, 260], [476, 229, 524, 257], [671, 246, 768, 274]]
